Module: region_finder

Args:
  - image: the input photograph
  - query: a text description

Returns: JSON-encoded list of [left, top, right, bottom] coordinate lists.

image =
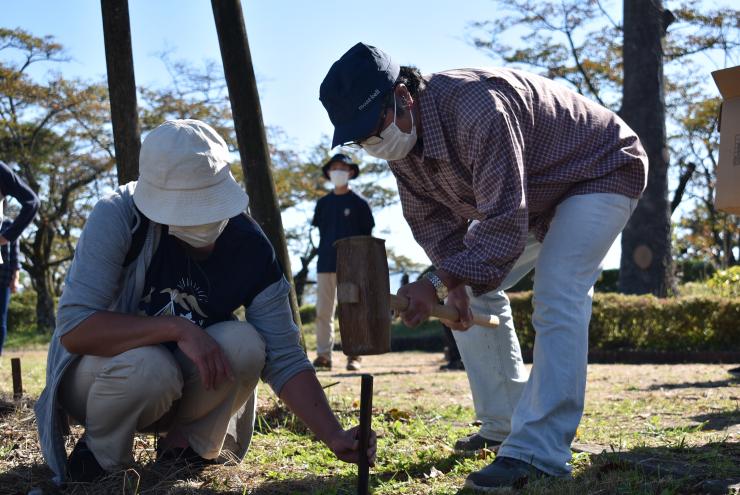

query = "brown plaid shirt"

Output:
[[389, 68, 647, 295]]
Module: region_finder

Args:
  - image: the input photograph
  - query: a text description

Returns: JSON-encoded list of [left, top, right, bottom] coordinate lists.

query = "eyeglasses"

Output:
[[344, 92, 395, 149]]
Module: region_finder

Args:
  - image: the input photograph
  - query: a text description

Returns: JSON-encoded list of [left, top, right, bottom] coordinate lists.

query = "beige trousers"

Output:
[[314, 272, 337, 359], [59, 320, 265, 471]]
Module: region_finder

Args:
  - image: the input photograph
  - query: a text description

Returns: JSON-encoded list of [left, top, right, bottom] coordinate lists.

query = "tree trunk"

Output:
[[211, 0, 304, 340], [33, 272, 56, 334], [293, 247, 318, 305], [618, 0, 676, 296], [27, 222, 56, 333], [101, 0, 141, 185]]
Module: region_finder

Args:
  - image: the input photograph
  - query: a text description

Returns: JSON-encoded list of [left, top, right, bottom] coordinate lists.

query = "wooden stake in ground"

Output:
[[358, 374, 374, 495], [11, 358, 22, 400]]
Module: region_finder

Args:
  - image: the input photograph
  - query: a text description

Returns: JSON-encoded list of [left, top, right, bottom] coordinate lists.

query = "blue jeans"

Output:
[[0, 286, 11, 355], [454, 193, 637, 476]]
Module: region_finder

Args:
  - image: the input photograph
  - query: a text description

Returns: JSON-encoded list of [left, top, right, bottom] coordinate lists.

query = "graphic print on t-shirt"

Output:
[[140, 276, 209, 327], [137, 215, 285, 331]]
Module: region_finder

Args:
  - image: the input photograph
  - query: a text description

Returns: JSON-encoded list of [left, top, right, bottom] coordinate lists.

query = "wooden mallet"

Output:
[[335, 236, 499, 357]]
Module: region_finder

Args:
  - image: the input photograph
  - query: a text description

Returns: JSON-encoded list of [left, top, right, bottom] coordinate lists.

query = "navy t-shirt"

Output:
[[312, 190, 374, 273], [138, 214, 283, 329]]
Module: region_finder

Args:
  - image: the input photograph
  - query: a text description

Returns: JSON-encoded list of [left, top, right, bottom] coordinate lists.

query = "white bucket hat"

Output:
[[133, 119, 249, 226]]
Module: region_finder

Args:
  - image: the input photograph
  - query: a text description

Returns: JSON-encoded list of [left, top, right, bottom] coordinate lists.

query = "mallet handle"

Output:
[[390, 294, 500, 329]]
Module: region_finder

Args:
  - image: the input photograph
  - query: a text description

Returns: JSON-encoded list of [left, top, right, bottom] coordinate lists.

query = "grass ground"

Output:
[[0, 341, 738, 494]]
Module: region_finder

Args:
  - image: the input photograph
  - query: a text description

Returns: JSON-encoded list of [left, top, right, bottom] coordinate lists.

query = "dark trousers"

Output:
[[0, 286, 10, 355], [442, 325, 461, 362]]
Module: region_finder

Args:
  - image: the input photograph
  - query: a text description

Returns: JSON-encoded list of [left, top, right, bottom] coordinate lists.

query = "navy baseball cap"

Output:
[[320, 43, 400, 148]]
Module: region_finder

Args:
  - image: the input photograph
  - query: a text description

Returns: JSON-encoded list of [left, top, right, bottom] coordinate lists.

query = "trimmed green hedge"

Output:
[[7, 289, 739, 355], [8, 289, 37, 333], [510, 292, 740, 352], [299, 304, 317, 324]]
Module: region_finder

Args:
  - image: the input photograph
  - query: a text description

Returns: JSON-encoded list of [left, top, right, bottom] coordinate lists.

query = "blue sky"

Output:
[[4, 0, 732, 273]]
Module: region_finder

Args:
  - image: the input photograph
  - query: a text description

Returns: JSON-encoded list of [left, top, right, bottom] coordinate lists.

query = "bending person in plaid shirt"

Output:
[[320, 43, 647, 491]]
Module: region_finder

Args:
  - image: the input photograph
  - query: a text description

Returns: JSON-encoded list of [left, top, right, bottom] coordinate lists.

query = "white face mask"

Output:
[[363, 96, 417, 161], [328, 169, 350, 187], [169, 218, 229, 248]]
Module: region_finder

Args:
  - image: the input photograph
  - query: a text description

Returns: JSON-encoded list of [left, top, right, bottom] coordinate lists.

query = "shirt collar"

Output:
[[417, 79, 450, 163]]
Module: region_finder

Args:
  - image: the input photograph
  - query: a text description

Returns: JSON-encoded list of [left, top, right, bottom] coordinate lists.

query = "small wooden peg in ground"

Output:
[[11, 357, 22, 400]]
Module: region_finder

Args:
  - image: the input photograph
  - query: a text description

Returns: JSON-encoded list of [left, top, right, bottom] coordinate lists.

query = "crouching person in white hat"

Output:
[[35, 119, 376, 484]]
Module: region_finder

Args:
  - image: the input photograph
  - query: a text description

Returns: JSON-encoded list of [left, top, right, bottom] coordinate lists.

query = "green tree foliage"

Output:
[[139, 52, 236, 145], [467, 0, 739, 274], [672, 96, 738, 267], [0, 35, 399, 326], [706, 266, 740, 298], [0, 28, 115, 332]]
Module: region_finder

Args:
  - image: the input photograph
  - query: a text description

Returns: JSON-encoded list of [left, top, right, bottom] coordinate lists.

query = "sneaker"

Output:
[[464, 456, 550, 492], [346, 356, 362, 371], [312, 356, 332, 370], [454, 433, 501, 453], [439, 359, 465, 371], [67, 438, 106, 482]]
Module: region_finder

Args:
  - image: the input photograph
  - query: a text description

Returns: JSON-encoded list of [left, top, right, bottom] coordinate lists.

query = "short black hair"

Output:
[[396, 65, 425, 99]]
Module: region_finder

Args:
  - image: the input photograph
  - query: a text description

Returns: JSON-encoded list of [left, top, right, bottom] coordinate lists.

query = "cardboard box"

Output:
[[712, 65, 740, 215]]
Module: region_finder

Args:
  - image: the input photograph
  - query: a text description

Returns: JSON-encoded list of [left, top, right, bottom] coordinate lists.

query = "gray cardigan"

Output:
[[35, 183, 312, 483]]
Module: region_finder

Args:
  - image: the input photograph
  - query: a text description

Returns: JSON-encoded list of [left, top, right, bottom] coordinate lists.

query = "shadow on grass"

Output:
[[0, 463, 60, 495], [445, 442, 740, 495], [0, 462, 360, 495], [645, 376, 739, 391], [254, 405, 311, 436], [692, 408, 740, 431], [4, 443, 739, 495], [558, 441, 740, 495], [373, 450, 471, 483]]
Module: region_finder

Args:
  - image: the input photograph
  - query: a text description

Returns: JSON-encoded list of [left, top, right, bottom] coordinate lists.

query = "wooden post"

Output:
[[358, 374, 374, 495], [11, 358, 22, 400], [211, 0, 303, 335], [101, 0, 141, 185]]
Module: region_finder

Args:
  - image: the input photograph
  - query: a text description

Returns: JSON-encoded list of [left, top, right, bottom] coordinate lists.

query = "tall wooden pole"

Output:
[[101, 0, 141, 185], [211, 0, 304, 333]]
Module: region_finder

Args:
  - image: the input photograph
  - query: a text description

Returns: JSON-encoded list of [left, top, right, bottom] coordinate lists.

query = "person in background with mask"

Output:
[[320, 43, 646, 491], [311, 153, 375, 371], [35, 120, 376, 485]]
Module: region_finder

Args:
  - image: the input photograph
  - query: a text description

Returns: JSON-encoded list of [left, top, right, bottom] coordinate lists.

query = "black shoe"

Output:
[[67, 438, 106, 482], [454, 433, 501, 453], [465, 456, 550, 491], [156, 445, 213, 470], [439, 359, 465, 371], [312, 356, 332, 370]]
